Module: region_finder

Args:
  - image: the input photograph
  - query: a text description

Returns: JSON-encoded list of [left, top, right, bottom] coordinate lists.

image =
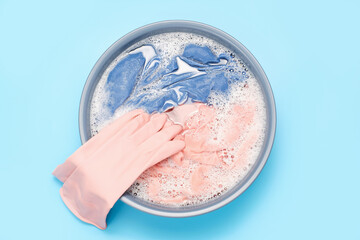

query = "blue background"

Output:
[[1, 0, 359, 239]]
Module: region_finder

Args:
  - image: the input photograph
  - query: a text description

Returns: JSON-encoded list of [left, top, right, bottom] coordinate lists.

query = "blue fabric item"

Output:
[[106, 52, 145, 111], [104, 44, 243, 114]]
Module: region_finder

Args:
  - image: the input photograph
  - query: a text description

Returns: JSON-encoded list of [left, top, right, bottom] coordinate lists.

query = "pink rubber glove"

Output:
[[59, 112, 184, 229], [53, 109, 145, 183]]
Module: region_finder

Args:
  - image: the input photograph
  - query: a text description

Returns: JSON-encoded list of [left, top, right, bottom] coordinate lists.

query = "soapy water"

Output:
[[90, 32, 266, 207]]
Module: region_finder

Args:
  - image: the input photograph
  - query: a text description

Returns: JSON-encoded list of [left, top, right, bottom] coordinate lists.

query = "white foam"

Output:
[[89, 32, 267, 207], [166, 57, 206, 77]]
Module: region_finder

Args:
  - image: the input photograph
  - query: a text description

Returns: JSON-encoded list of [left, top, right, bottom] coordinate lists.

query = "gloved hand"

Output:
[[53, 109, 145, 182], [56, 111, 185, 229]]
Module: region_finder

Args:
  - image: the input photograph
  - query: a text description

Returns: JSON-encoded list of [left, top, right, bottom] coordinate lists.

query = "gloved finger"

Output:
[[52, 109, 145, 183], [96, 109, 145, 137], [147, 140, 186, 167], [163, 119, 174, 128], [130, 113, 168, 144], [117, 112, 151, 137], [140, 124, 183, 151]]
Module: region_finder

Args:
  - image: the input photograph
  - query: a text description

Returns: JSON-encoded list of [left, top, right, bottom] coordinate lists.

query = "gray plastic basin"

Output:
[[79, 20, 276, 217]]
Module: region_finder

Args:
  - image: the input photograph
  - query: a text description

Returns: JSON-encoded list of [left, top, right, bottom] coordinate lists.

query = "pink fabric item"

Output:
[[56, 111, 185, 229], [140, 102, 257, 203], [170, 102, 255, 168]]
